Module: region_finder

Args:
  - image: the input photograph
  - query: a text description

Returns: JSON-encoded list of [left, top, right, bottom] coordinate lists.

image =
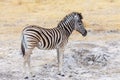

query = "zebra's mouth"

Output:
[[82, 30, 87, 36]]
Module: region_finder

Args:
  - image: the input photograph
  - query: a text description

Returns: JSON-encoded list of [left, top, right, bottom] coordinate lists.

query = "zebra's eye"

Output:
[[78, 20, 81, 23]]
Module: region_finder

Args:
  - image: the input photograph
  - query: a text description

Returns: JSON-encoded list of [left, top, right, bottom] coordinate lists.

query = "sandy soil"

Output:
[[0, 0, 120, 80]]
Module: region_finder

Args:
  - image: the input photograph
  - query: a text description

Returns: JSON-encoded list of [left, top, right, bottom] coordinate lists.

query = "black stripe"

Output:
[[41, 30, 49, 48], [54, 28, 59, 44], [68, 21, 73, 32], [45, 30, 53, 49], [51, 29, 55, 48], [27, 40, 37, 43], [63, 24, 70, 35], [56, 29, 61, 44], [57, 30, 61, 43]]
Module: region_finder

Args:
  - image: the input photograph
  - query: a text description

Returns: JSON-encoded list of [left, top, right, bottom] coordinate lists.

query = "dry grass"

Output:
[[0, 0, 120, 40]]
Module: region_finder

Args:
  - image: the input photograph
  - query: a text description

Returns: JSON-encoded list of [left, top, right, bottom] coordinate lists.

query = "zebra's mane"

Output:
[[57, 12, 83, 28]]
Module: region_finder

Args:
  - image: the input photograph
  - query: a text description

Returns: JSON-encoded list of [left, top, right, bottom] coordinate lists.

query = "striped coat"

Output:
[[21, 12, 87, 79]]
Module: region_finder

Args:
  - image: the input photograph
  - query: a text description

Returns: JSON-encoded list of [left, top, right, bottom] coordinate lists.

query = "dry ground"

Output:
[[0, 0, 120, 80]]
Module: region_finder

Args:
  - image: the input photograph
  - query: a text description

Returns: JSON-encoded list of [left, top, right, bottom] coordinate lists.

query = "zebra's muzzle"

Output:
[[82, 30, 87, 37]]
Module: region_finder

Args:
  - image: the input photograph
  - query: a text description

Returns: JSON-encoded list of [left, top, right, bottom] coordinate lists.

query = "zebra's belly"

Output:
[[36, 46, 56, 50]]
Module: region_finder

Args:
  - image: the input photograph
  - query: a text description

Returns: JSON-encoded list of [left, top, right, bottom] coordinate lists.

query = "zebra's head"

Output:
[[73, 12, 87, 36]]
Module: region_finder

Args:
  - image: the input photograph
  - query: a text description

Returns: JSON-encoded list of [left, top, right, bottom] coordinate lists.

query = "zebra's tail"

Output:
[[21, 35, 25, 57]]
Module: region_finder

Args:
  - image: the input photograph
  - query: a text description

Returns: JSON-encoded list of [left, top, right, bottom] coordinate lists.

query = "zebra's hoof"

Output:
[[24, 76, 29, 79], [58, 73, 65, 77], [32, 75, 36, 77]]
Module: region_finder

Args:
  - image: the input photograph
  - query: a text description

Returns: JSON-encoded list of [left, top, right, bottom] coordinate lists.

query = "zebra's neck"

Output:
[[57, 18, 75, 37]]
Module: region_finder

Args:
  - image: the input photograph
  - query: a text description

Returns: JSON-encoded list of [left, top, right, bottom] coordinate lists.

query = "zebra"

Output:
[[21, 12, 87, 79]]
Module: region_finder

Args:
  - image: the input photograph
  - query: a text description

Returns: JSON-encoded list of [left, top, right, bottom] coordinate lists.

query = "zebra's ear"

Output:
[[79, 13, 83, 19]]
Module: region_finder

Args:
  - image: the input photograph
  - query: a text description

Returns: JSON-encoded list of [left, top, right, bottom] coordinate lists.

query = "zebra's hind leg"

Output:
[[57, 48, 65, 76], [23, 49, 34, 79]]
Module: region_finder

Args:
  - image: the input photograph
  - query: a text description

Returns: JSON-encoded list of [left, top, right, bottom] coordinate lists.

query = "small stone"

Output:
[[24, 76, 29, 79], [58, 73, 65, 77], [32, 75, 36, 77], [69, 75, 73, 77]]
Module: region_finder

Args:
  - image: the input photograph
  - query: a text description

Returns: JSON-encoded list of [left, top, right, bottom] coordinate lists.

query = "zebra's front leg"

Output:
[[57, 48, 65, 76]]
